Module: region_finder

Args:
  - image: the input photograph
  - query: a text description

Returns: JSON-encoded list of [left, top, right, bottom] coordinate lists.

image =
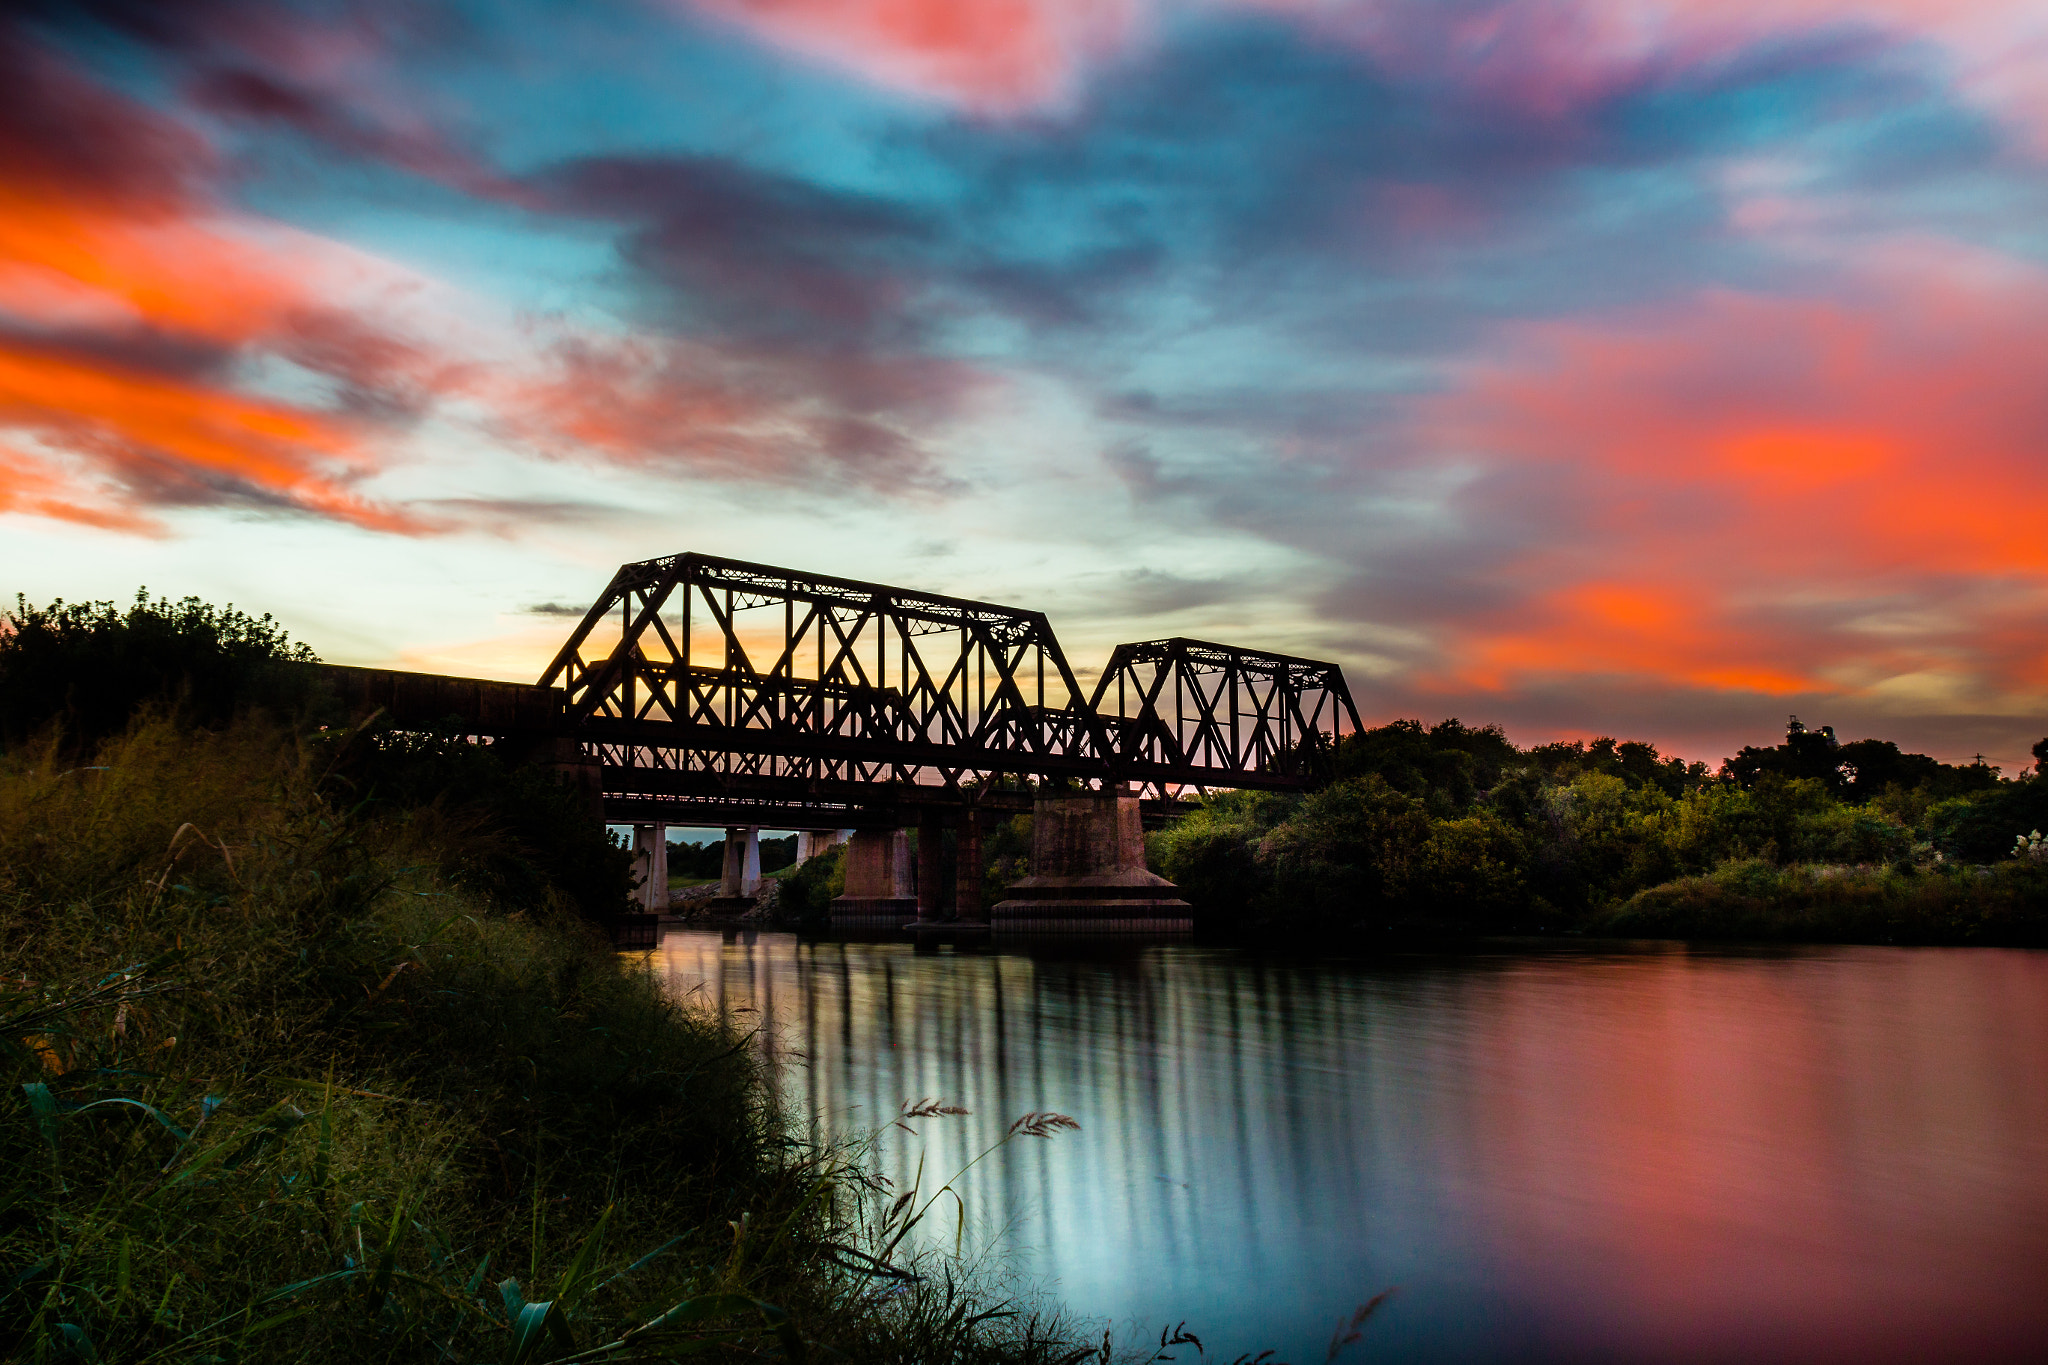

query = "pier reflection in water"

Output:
[[644, 931, 2048, 1364]]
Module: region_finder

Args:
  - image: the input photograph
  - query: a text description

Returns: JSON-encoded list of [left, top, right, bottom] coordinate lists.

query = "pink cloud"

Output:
[[680, 0, 1144, 112], [1423, 244, 2048, 705], [676, 1, 2048, 146]]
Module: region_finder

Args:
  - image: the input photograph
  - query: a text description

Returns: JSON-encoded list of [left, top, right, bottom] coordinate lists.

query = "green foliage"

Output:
[[1332, 718, 1517, 813], [780, 842, 847, 924], [1524, 737, 1708, 796], [667, 835, 798, 882], [0, 590, 317, 750], [1925, 779, 2048, 863], [1258, 777, 1434, 926], [979, 813, 1034, 906], [1146, 790, 1297, 925], [1404, 813, 1528, 921], [1146, 713, 2040, 943], [1597, 858, 2048, 945], [1515, 771, 1689, 911], [0, 718, 1081, 1363], [667, 836, 730, 880]]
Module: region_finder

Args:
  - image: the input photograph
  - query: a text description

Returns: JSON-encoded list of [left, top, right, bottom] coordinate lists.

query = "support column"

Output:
[[990, 789, 1191, 934], [631, 823, 668, 912], [955, 808, 986, 925], [916, 807, 943, 922], [719, 826, 761, 897], [830, 828, 916, 927], [794, 828, 852, 866]]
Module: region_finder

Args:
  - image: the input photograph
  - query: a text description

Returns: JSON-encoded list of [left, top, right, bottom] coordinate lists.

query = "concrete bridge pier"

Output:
[[916, 808, 943, 922], [990, 790, 1192, 934], [794, 829, 851, 865], [719, 826, 761, 897], [831, 829, 916, 927], [955, 809, 987, 926], [630, 823, 668, 912]]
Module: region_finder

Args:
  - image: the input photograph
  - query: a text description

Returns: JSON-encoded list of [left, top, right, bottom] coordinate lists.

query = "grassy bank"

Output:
[[1594, 858, 2048, 945], [0, 716, 1078, 1363]]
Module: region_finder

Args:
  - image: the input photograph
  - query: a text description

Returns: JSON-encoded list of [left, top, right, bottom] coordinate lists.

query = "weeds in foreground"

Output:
[[0, 718, 1091, 1363]]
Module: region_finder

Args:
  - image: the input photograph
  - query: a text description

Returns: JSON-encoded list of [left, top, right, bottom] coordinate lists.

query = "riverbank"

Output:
[[1591, 858, 2048, 946], [0, 717, 1079, 1363], [1146, 719, 2048, 948]]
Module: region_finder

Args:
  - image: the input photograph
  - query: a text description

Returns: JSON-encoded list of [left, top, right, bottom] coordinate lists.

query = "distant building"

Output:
[[1786, 715, 1837, 747]]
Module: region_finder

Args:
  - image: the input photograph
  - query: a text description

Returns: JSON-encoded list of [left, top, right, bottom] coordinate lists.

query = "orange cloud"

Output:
[[1429, 249, 2048, 702], [0, 30, 444, 533], [0, 338, 425, 532]]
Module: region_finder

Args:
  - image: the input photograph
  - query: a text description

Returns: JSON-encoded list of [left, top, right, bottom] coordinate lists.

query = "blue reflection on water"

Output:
[[647, 932, 2048, 1364]]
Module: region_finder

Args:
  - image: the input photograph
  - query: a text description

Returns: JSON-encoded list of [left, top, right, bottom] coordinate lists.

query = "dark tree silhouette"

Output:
[[0, 589, 316, 749]]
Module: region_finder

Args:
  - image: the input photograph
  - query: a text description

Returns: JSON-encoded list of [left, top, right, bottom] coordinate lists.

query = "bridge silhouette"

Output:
[[321, 552, 1362, 931]]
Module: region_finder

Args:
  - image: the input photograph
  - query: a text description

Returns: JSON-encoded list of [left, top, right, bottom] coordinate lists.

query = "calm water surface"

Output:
[[644, 931, 2048, 1363]]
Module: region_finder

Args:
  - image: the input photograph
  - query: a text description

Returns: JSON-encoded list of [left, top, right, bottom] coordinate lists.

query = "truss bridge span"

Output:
[[531, 552, 1362, 829], [316, 553, 1362, 930]]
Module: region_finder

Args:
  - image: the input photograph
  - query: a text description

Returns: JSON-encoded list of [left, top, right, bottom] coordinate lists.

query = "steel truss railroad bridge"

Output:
[[322, 551, 1363, 834]]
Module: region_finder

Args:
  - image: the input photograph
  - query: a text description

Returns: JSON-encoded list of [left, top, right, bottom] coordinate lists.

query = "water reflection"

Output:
[[646, 932, 2048, 1363]]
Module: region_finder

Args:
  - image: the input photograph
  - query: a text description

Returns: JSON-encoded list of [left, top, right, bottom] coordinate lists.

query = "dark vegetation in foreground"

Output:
[[1, 595, 1101, 1363], [1153, 719, 2048, 944]]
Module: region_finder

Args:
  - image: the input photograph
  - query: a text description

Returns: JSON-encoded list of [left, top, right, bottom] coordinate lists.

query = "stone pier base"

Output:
[[830, 828, 916, 927], [991, 792, 1192, 935]]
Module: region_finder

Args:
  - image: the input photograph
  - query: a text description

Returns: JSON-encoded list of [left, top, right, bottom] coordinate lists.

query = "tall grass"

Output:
[[0, 717, 1087, 1363]]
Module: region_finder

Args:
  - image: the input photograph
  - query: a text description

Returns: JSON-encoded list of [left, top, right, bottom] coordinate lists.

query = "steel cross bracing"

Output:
[[1089, 638, 1366, 790], [534, 553, 1359, 814]]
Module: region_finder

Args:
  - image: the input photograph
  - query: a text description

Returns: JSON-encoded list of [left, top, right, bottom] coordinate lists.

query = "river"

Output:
[[641, 930, 2048, 1363]]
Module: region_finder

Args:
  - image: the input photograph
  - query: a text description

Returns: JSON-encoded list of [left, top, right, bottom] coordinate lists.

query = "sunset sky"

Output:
[[3, 0, 2045, 769]]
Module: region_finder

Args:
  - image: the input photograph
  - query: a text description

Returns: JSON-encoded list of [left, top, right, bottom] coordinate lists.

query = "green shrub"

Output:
[[780, 841, 847, 922], [1401, 813, 1529, 922], [1597, 858, 2048, 944], [1520, 771, 1675, 911], [1146, 789, 1294, 921], [1926, 780, 2048, 863], [1256, 777, 1433, 926], [331, 727, 635, 922]]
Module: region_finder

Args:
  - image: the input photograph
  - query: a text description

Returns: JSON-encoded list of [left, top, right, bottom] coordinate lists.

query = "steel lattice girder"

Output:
[[1087, 637, 1366, 786], [537, 554, 1361, 795], [537, 552, 1113, 787]]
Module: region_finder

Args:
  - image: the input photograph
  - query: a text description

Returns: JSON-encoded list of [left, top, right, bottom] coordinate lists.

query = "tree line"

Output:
[[1149, 716, 2048, 941]]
